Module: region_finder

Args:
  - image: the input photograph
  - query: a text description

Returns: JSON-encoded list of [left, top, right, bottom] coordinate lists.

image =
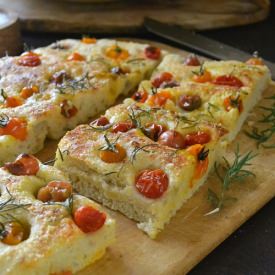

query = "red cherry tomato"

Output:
[[17, 52, 41, 67], [92, 116, 110, 127], [143, 123, 166, 141], [131, 90, 148, 103], [158, 130, 186, 149], [112, 121, 134, 133], [178, 94, 202, 111], [212, 75, 243, 88], [152, 72, 173, 88], [144, 46, 161, 60], [74, 206, 106, 233], [184, 54, 201, 66], [135, 169, 169, 199], [60, 100, 78, 118], [184, 131, 211, 147]]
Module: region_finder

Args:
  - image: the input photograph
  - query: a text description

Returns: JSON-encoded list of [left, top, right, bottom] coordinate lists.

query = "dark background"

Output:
[[22, 3, 275, 275]]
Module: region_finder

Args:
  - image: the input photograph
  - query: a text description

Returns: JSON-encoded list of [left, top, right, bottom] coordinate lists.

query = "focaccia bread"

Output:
[[0, 38, 163, 163], [0, 154, 115, 275]]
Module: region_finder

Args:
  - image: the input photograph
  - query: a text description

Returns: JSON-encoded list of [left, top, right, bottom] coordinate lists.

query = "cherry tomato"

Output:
[[224, 96, 243, 113], [60, 100, 78, 118], [105, 45, 129, 61], [1, 221, 26, 245], [184, 131, 211, 147], [193, 70, 212, 83], [184, 54, 201, 66], [81, 37, 97, 44], [0, 117, 27, 141], [91, 116, 110, 127], [17, 52, 41, 67], [67, 52, 85, 62], [135, 169, 168, 199], [131, 90, 148, 103], [20, 85, 39, 99], [246, 57, 264, 66], [37, 181, 73, 202], [147, 91, 173, 107], [212, 75, 243, 88], [74, 206, 106, 233], [158, 130, 186, 149], [5, 96, 23, 108], [142, 123, 166, 141], [112, 121, 134, 133], [178, 94, 202, 111], [99, 144, 126, 163], [152, 72, 173, 88], [4, 154, 39, 176], [51, 70, 70, 85], [144, 46, 161, 60]]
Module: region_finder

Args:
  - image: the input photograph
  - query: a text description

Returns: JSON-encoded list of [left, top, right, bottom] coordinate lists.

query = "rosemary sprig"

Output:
[[0, 89, 7, 101], [45, 194, 74, 215], [43, 148, 69, 165], [192, 62, 205, 76], [207, 102, 220, 118], [89, 123, 113, 132], [130, 143, 160, 163], [206, 145, 257, 215], [0, 114, 9, 128], [99, 134, 120, 153]]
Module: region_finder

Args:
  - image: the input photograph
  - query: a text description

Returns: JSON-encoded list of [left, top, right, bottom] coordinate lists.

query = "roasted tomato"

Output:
[[131, 90, 148, 103], [142, 123, 166, 141], [178, 94, 202, 111], [81, 37, 97, 44], [51, 70, 70, 85], [74, 206, 106, 233], [246, 52, 264, 66], [17, 52, 41, 67], [152, 72, 173, 88], [4, 96, 23, 108], [193, 70, 212, 83], [212, 75, 243, 88], [4, 154, 39, 176], [135, 169, 168, 199], [112, 121, 134, 133], [37, 181, 73, 202], [105, 45, 129, 61], [0, 117, 27, 141], [158, 130, 186, 149], [91, 116, 110, 127], [183, 54, 201, 66], [144, 46, 161, 60], [20, 85, 39, 99], [224, 95, 243, 113], [67, 52, 85, 62], [147, 90, 173, 107], [184, 131, 211, 147], [1, 221, 26, 245], [99, 144, 126, 163], [60, 100, 78, 118]]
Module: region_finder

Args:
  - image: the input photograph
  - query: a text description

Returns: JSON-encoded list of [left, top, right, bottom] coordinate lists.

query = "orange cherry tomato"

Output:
[[184, 54, 201, 66], [131, 90, 148, 103], [193, 70, 212, 83], [143, 123, 166, 141], [81, 37, 97, 44], [67, 52, 85, 62], [17, 52, 41, 67], [92, 116, 110, 127], [37, 181, 73, 202], [4, 96, 23, 108], [4, 154, 39, 176], [147, 90, 173, 107], [112, 121, 134, 133], [158, 130, 186, 149], [223, 96, 243, 113], [144, 46, 161, 60], [0, 117, 27, 141], [105, 45, 129, 61], [60, 100, 78, 118], [20, 85, 39, 99], [212, 75, 243, 88], [135, 169, 169, 199], [1, 221, 26, 245], [246, 57, 264, 66], [184, 131, 211, 147], [152, 72, 173, 88], [74, 206, 106, 233], [99, 144, 126, 163]]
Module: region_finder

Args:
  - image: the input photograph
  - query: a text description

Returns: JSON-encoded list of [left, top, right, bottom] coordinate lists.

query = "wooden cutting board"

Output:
[[36, 41, 275, 275], [0, 0, 270, 33]]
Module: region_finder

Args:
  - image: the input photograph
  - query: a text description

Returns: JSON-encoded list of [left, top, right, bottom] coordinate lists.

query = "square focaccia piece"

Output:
[[0, 154, 115, 275], [0, 38, 163, 163], [55, 100, 225, 238]]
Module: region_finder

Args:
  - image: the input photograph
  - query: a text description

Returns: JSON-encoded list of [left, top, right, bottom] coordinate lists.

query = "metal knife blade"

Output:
[[144, 18, 275, 79]]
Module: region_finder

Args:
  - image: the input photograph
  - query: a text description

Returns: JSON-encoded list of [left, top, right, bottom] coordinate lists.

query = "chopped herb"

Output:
[[0, 114, 9, 128], [198, 147, 209, 161]]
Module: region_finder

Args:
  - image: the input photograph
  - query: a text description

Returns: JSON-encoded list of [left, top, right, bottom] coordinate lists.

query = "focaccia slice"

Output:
[[0, 154, 115, 275]]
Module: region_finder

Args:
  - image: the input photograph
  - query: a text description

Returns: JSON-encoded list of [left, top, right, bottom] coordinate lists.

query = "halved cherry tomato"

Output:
[[67, 52, 85, 62], [81, 37, 97, 44], [246, 57, 264, 66], [4, 154, 39, 176], [105, 45, 129, 61], [20, 85, 39, 99], [74, 205, 106, 233], [4, 96, 23, 108], [212, 75, 243, 88], [0, 117, 27, 141], [147, 91, 173, 107], [178, 94, 202, 111], [184, 131, 211, 147], [60, 100, 78, 118], [131, 90, 148, 103], [17, 52, 41, 67], [184, 54, 201, 66], [143, 123, 166, 141], [112, 121, 134, 133], [92, 116, 110, 127], [193, 70, 212, 83], [144, 46, 161, 60], [223, 96, 243, 113], [37, 181, 73, 202], [152, 72, 173, 88], [51, 70, 70, 85], [1, 221, 26, 245], [158, 130, 186, 149], [135, 169, 168, 199], [99, 144, 126, 163]]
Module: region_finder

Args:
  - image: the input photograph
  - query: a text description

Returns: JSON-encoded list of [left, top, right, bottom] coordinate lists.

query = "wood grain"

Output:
[[34, 40, 275, 274]]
